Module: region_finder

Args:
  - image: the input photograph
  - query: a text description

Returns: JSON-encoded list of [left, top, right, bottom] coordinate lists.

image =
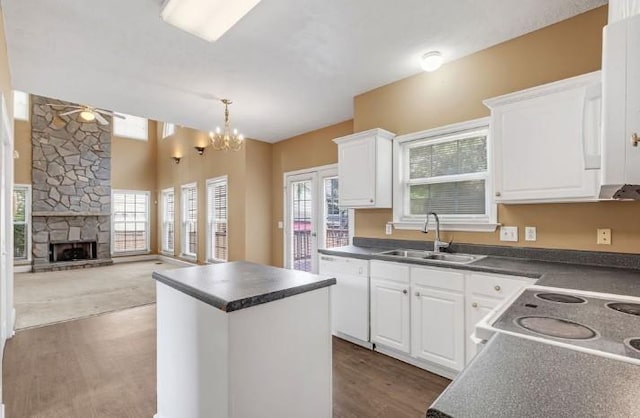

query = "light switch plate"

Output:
[[277, 221, 283, 229], [500, 226, 518, 242], [525, 226, 537, 241]]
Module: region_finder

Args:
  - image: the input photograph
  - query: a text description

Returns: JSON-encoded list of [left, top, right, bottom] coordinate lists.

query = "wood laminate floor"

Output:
[[3, 305, 450, 418]]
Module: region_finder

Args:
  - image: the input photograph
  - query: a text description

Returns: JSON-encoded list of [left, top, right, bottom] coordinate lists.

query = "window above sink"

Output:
[[392, 118, 498, 232]]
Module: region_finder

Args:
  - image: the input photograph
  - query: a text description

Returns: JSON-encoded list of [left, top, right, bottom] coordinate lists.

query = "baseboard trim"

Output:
[[158, 255, 197, 267], [334, 332, 373, 350], [374, 345, 458, 380], [14, 265, 32, 273], [10, 308, 15, 338], [112, 254, 158, 264]]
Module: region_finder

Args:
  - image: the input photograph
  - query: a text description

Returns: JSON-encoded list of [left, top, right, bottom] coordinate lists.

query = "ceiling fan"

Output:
[[45, 104, 125, 125]]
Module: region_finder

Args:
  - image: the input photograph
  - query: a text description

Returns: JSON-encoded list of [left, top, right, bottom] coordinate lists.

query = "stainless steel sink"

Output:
[[375, 249, 485, 264]]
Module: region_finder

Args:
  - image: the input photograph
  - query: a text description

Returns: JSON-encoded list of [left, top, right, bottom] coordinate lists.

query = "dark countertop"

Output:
[[319, 246, 640, 298], [152, 261, 336, 312], [426, 334, 640, 418]]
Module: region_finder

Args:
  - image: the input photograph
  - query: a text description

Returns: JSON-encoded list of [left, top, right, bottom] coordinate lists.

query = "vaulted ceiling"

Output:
[[2, 0, 606, 142]]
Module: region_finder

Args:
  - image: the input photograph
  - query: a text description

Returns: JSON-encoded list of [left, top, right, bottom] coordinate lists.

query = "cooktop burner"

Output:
[[535, 293, 586, 304], [516, 316, 597, 340], [607, 303, 640, 317], [624, 338, 640, 359]]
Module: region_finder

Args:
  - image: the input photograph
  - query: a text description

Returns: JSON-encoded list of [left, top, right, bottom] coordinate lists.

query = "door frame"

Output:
[[283, 164, 354, 272]]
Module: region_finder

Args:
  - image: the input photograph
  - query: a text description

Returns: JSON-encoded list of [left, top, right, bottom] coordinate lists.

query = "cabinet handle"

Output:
[[495, 192, 501, 197], [369, 199, 374, 203], [403, 289, 408, 295], [320, 256, 333, 261], [494, 285, 501, 292], [472, 302, 478, 308], [415, 291, 420, 297], [632, 133, 639, 147]]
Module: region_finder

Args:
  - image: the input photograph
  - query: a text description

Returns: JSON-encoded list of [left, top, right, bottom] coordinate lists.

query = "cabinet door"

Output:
[[370, 278, 410, 354], [626, 15, 640, 183], [338, 137, 376, 207], [464, 295, 500, 365], [489, 75, 600, 203], [411, 283, 465, 371]]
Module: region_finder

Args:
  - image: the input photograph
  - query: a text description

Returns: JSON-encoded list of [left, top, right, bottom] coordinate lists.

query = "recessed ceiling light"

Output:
[[421, 51, 443, 72], [161, 0, 262, 42]]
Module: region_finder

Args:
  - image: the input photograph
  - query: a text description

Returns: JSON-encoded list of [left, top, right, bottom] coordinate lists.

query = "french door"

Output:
[[284, 165, 351, 273]]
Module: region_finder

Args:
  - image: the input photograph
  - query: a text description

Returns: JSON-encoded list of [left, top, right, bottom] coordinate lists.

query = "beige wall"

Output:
[[270, 120, 354, 266], [351, 6, 640, 255], [155, 124, 272, 264], [13, 120, 30, 184], [112, 120, 158, 253]]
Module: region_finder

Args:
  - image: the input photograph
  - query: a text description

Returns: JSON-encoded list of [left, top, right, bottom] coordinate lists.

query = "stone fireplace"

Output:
[[30, 95, 113, 272]]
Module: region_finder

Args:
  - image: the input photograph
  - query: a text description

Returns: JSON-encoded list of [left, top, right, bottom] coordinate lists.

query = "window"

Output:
[[206, 176, 228, 262], [113, 114, 148, 140], [323, 176, 350, 249], [181, 183, 197, 258], [13, 91, 29, 121], [393, 118, 496, 232], [112, 190, 150, 254], [13, 185, 31, 260], [162, 122, 176, 138], [161, 188, 175, 254]]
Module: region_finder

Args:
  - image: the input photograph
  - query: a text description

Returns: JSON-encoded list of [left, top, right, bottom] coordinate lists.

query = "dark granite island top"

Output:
[[152, 261, 336, 312]]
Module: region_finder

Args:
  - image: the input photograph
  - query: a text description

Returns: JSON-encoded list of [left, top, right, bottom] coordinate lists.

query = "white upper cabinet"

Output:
[[485, 72, 602, 203], [334, 128, 395, 208], [600, 14, 640, 199]]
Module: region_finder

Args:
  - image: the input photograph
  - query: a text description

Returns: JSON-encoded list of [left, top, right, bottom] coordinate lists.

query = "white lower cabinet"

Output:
[[369, 260, 537, 377], [370, 277, 411, 353], [411, 281, 465, 371], [370, 261, 411, 353], [464, 273, 536, 364]]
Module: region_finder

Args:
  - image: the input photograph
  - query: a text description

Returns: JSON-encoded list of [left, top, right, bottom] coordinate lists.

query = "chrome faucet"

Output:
[[422, 212, 449, 253]]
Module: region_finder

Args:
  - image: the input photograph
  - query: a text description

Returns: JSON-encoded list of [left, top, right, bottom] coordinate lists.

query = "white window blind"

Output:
[[13, 185, 31, 260], [162, 188, 175, 253], [408, 135, 487, 216], [162, 122, 176, 138], [181, 184, 197, 258], [393, 119, 495, 231], [13, 91, 29, 121], [112, 191, 150, 253], [207, 177, 228, 262], [113, 114, 148, 140]]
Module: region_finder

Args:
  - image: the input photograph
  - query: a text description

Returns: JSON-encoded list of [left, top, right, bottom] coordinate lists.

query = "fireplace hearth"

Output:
[[49, 241, 97, 263]]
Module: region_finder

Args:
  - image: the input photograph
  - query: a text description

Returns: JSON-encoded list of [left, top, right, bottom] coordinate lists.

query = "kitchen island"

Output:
[[152, 261, 336, 418]]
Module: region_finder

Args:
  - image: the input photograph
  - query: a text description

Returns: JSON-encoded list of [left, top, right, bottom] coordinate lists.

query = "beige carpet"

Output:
[[14, 260, 180, 330]]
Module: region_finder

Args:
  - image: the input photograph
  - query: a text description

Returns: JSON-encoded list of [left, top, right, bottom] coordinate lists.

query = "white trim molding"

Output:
[[392, 117, 497, 232]]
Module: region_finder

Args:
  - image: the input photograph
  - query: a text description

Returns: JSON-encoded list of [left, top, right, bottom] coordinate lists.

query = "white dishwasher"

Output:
[[319, 255, 371, 348]]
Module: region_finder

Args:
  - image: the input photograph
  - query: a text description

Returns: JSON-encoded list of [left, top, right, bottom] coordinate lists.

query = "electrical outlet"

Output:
[[499, 226, 518, 242], [385, 222, 393, 235], [597, 228, 611, 245], [277, 221, 283, 229], [525, 226, 537, 241]]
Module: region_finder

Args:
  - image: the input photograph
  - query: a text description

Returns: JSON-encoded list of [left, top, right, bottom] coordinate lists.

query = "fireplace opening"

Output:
[[49, 241, 97, 263]]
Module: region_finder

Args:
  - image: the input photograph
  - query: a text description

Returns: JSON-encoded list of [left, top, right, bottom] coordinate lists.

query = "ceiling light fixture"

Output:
[[79, 110, 96, 122], [194, 146, 206, 155], [160, 0, 262, 42], [421, 51, 443, 72], [209, 99, 244, 152], [172, 156, 182, 164]]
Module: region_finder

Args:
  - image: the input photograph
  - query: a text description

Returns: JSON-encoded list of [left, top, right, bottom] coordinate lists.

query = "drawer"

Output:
[[410, 266, 464, 292], [370, 260, 410, 284], [319, 256, 369, 277], [466, 273, 533, 299]]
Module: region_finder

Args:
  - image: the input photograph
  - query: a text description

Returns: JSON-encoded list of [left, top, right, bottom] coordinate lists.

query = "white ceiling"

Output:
[[2, 0, 606, 142]]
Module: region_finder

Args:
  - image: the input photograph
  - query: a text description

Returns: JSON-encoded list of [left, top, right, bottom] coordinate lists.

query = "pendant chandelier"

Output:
[[209, 99, 244, 151]]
